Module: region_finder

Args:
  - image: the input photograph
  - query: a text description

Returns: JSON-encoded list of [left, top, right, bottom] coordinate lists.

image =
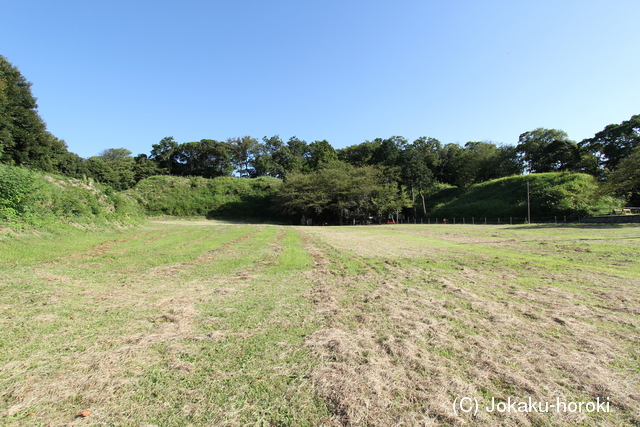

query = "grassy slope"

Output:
[[126, 175, 282, 220], [0, 164, 142, 232], [425, 173, 621, 220], [0, 222, 638, 426]]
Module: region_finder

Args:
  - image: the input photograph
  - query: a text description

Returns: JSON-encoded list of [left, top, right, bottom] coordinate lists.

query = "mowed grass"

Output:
[[0, 221, 639, 426]]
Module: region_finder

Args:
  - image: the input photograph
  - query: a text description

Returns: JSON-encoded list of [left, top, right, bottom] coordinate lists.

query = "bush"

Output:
[[0, 164, 143, 229], [0, 165, 36, 220]]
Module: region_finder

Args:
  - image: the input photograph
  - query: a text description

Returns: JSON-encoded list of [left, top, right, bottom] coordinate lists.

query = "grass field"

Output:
[[1, 221, 639, 426]]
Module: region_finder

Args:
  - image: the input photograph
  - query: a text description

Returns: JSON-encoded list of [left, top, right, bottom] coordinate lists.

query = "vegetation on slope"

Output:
[[127, 175, 282, 219], [425, 172, 622, 219], [0, 164, 142, 231]]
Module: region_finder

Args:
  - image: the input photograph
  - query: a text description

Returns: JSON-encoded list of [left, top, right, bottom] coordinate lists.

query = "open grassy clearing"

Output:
[[1, 222, 639, 426]]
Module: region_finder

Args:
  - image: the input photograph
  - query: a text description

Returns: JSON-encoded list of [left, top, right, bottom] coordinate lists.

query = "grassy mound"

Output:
[[425, 172, 620, 220], [127, 175, 282, 220], [0, 164, 143, 231]]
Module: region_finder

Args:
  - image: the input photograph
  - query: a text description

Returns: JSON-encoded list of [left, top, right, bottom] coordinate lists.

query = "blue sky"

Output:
[[3, 0, 639, 158]]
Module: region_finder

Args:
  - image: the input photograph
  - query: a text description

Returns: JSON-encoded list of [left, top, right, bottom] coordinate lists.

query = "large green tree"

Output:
[[174, 139, 233, 178], [603, 146, 640, 205], [580, 114, 640, 171], [402, 137, 442, 216], [86, 148, 136, 190], [252, 135, 286, 178], [337, 140, 381, 167], [228, 136, 258, 177], [276, 163, 410, 224], [150, 137, 180, 174], [516, 128, 581, 173], [463, 141, 522, 184], [0, 55, 71, 172], [306, 139, 337, 170]]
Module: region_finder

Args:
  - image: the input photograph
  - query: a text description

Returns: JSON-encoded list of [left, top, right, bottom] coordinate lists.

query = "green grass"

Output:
[[0, 164, 143, 233], [0, 221, 639, 426], [425, 172, 623, 219], [127, 175, 282, 219]]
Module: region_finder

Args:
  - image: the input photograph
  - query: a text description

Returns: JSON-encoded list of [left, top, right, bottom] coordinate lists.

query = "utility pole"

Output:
[[527, 181, 531, 224]]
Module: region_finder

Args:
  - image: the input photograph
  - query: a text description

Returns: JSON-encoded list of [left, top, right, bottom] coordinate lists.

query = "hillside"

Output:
[[0, 164, 143, 231], [126, 175, 282, 220], [1, 168, 623, 230], [425, 172, 620, 220]]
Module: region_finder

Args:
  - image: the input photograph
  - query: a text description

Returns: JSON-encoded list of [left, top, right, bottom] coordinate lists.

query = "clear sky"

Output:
[[2, 0, 639, 158]]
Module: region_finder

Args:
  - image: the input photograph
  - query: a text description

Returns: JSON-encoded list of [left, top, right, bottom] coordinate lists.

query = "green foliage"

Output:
[[0, 164, 36, 219], [402, 137, 441, 198], [276, 163, 410, 223], [306, 139, 337, 170], [337, 140, 381, 167], [603, 146, 640, 205], [0, 55, 47, 168], [426, 173, 620, 219], [0, 56, 80, 174], [0, 164, 142, 229], [228, 136, 259, 177], [128, 175, 282, 219], [517, 128, 574, 173], [581, 114, 640, 171], [150, 136, 180, 173]]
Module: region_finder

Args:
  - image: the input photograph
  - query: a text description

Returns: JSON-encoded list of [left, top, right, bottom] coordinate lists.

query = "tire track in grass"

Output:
[[74, 229, 156, 258], [174, 225, 230, 249], [296, 228, 347, 327], [118, 226, 328, 426], [297, 228, 439, 426]]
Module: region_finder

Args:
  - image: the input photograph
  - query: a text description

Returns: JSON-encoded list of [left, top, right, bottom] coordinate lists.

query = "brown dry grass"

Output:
[[297, 224, 640, 426]]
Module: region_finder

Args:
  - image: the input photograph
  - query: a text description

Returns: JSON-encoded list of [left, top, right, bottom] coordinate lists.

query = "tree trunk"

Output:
[[411, 186, 416, 219]]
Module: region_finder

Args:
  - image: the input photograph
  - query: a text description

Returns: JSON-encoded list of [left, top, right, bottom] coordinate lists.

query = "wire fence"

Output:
[[390, 215, 634, 225]]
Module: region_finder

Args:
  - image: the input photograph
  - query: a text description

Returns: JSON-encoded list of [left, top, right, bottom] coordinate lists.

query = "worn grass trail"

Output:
[[0, 222, 639, 426]]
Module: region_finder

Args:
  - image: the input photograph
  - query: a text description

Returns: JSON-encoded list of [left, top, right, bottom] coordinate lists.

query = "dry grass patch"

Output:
[[298, 224, 640, 426]]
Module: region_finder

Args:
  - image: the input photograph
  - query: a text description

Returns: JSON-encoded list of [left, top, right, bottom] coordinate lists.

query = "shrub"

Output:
[[0, 165, 36, 219]]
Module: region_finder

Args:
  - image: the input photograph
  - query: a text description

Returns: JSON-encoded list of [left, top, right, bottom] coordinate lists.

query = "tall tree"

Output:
[[438, 143, 469, 186], [603, 146, 640, 205], [580, 114, 640, 171], [251, 135, 311, 178], [174, 139, 233, 178], [372, 136, 407, 168], [150, 137, 180, 174], [228, 136, 258, 177], [402, 137, 442, 215], [0, 55, 68, 171], [337, 140, 381, 167], [133, 153, 165, 181], [276, 163, 410, 224], [86, 148, 136, 190], [463, 141, 522, 183], [306, 139, 337, 170], [516, 128, 577, 173]]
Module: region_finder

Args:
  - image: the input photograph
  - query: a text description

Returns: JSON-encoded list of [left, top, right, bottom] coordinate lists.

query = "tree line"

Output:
[[2, 55, 639, 222]]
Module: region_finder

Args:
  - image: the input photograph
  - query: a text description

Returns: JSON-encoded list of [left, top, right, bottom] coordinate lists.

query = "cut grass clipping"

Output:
[[1, 221, 639, 426]]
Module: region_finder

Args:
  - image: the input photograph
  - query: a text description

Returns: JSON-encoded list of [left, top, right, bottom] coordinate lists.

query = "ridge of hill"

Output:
[[126, 175, 282, 220], [425, 172, 620, 220]]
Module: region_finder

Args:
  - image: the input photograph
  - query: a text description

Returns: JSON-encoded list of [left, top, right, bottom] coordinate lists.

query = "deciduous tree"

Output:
[[580, 114, 640, 171]]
